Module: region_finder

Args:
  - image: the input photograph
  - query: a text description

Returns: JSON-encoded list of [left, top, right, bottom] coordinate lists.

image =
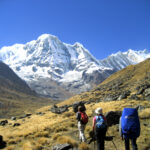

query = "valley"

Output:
[[1, 0, 150, 149], [0, 58, 150, 149]]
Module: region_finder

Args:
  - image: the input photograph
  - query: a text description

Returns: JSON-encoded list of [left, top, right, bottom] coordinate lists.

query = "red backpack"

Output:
[[80, 112, 88, 124]]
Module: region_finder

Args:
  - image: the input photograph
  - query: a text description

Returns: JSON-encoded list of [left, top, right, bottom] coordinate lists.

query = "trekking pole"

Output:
[[93, 130, 96, 150], [94, 141, 95, 150], [107, 132, 118, 150]]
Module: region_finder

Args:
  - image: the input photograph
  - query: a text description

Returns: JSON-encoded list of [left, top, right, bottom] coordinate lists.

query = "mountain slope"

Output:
[[0, 34, 114, 99], [0, 61, 35, 95], [0, 58, 150, 149], [61, 58, 150, 105], [0, 60, 150, 149], [0, 34, 150, 100], [0, 61, 54, 118], [99, 49, 150, 71]]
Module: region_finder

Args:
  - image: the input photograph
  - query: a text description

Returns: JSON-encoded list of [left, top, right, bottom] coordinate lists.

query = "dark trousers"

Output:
[[95, 129, 106, 150], [125, 138, 138, 150]]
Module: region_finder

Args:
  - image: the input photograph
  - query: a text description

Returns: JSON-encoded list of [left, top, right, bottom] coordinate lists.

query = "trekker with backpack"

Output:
[[76, 106, 88, 142], [92, 107, 107, 150], [119, 108, 140, 150]]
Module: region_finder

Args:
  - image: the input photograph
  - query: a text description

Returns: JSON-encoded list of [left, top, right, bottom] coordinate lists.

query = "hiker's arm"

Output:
[[76, 112, 81, 121], [92, 117, 96, 131], [119, 117, 123, 140]]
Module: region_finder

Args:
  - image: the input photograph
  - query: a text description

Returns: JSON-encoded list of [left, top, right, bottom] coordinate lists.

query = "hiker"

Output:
[[0, 135, 6, 149], [76, 106, 88, 142], [119, 108, 140, 150], [92, 107, 107, 150]]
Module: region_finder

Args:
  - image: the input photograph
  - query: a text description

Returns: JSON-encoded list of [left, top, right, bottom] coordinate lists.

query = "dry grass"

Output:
[[57, 135, 78, 147], [139, 108, 150, 119], [37, 137, 49, 145], [22, 141, 33, 150], [34, 131, 49, 138], [5, 145, 15, 150], [0, 90, 55, 119], [78, 142, 90, 150], [0, 99, 149, 150], [52, 133, 62, 141]]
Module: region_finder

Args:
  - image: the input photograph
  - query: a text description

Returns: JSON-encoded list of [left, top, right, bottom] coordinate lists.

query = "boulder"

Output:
[[145, 95, 150, 101], [103, 95, 118, 101], [0, 120, 8, 126], [11, 117, 16, 120], [25, 114, 32, 117], [72, 101, 86, 113], [36, 112, 45, 116], [105, 111, 122, 127], [13, 123, 21, 127], [19, 114, 32, 119], [0, 135, 6, 148], [144, 88, 150, 97], [117, 91, 131, 100], [136, 84, 150, 95], [50, 105, 69, 114], [129, 94, 140, 100], [135, 105, 147, 112], [53, 143, 73, 150]]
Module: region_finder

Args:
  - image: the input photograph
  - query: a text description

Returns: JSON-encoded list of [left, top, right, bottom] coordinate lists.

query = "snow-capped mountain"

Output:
[[0, 34, 150, 100], [99, 49, 150, 71]]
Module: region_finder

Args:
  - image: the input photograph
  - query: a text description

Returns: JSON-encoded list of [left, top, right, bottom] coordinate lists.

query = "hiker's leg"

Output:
[[80, 125, 86, 142], [97, 140, 101, 150], [131, 138, 138, 150], [100, 131, 106, 150], [78, 122, 82, 141], [78, 123, 86, 142], [96, 131, 105, 150], [96, 137, 104, 150], [100, 138, 105, 150], [125, 138, 130, 150], [95, 131, 100, 150]]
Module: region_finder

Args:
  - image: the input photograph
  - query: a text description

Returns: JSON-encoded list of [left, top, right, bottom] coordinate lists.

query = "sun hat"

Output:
[[95, 107, 103, 115]]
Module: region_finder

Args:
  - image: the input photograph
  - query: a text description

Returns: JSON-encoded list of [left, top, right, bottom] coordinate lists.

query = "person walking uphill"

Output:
[[76, 106, 88, 142], [92, 107, 107, 150], [119, 108, 140, 150]]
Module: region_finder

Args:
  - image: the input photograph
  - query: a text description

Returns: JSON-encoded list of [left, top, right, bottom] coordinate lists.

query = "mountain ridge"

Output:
[[0, 61, 55, 118], [0, 34, 150, 100], [59, 58, 150, 106]]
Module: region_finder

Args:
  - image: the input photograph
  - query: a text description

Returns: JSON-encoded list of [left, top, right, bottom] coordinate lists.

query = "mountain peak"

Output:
[[37, 33, 59, 42], [1, 33, 150, 100], [73, 42, 84, 48]]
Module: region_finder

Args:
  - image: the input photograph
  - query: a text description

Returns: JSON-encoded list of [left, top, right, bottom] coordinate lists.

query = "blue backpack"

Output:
[[95, 115, 107, 131], [121, 108, 140, 138]]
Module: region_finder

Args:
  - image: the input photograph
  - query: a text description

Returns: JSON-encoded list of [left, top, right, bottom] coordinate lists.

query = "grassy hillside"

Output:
[[0, 87, 56, 118], [0, 59, 150, 149], [0, 61, 56, 118], [59, 58, 150, 105], [0, 100, 149, 150]]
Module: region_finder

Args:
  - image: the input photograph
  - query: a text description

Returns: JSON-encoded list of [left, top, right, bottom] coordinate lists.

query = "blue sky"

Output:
[[0, 0, 150, 59]]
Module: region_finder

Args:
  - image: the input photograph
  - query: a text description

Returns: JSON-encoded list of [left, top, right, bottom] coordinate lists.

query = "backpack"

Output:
[[73, 101, 86, 113], [80, 112, 88, 124], [95, 115, 107, 131], [121, 108, 140, 139]]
